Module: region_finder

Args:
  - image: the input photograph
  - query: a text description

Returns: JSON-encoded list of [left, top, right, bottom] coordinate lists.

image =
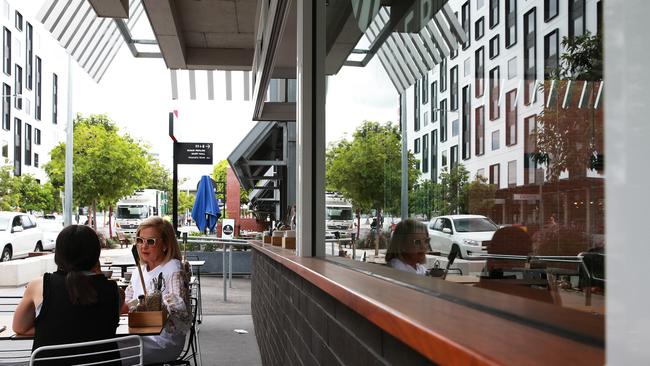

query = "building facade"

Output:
[[407, 0, 603, 232], [0, 0, 68, 183]]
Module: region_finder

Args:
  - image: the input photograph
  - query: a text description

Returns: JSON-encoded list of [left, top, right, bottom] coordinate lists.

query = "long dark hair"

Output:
[[54, 225, 101, 305]]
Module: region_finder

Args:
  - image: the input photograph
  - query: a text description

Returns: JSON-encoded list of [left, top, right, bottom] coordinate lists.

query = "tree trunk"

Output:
[[109, 205, 113, 238], [374, 208, 381, 256], [355, 208, 361, 243], [92, 201, 97, 231]]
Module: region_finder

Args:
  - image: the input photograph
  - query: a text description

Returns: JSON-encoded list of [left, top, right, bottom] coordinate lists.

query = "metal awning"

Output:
[[227, 121, 287, 191], [37, 0, 155, 83]]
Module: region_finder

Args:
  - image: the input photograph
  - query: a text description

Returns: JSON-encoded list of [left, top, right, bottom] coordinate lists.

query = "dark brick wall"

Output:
[[251, 249, 436, 366]]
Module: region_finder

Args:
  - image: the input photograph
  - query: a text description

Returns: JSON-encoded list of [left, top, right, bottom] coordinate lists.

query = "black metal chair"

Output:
[[146, 297, 200, 366]]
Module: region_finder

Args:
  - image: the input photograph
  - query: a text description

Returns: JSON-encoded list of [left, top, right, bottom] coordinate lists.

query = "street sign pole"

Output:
[[170, 112, 179, 236]]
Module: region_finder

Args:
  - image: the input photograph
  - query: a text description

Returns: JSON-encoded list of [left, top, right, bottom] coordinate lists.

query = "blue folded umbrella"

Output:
[[192, 175, 221, 233]]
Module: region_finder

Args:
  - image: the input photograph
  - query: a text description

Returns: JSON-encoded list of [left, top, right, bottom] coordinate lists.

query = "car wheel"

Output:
[[452, 244, 463, 259], [34, 243, 43, 252], [1, 246, 11, 262]]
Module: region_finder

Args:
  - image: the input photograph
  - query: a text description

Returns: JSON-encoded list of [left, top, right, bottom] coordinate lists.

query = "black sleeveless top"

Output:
[[32, 271, 120, 365]]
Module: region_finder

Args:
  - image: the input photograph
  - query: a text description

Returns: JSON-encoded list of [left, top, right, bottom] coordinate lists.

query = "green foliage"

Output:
[[326, 121, 418, 215], [557, 32, 603, 81], [434, 165, 470, 215], [0, 165, 57, 212], [466, 175, 497, 216], [410, 179, 436, 220], [178, 191, 195, 212], [44, 114, 153, 211], [0, 165, 20, 210]]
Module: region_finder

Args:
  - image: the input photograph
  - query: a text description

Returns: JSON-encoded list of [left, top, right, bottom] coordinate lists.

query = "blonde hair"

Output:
[[136, 216, 181, 263], [385, 219, 428, 263]]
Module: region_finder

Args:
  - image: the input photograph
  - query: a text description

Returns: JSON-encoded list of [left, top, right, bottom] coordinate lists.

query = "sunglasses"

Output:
[[135, 237, 158, 247]]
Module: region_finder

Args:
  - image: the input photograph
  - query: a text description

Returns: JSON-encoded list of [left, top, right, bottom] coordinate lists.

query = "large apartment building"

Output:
[[407, 0, 603, 232], [0, 0, 68, 183]]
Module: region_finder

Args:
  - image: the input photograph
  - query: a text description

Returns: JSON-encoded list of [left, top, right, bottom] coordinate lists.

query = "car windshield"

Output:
[[0, 217, 8, 230], [453, 218, 498, 232], [117, 205, 149, 219], [326, 207, 353, 220]]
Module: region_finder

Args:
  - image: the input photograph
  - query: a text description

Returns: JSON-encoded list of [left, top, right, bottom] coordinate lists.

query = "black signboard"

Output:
[[222, 224, 234, 236], [175, 143, 213, 165]]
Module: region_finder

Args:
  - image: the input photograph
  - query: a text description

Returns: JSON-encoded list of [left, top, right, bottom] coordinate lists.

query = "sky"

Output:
[[21, 1, 398, 188]]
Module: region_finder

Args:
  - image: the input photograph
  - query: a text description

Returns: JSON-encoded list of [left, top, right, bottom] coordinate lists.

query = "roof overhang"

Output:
[[88, 0, 129, 18]]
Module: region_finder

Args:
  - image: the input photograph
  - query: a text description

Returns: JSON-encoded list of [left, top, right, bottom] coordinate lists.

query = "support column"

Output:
[[400, 92, 408, 220], [296, 0, 326, 257], [63, 54, 73, 227]]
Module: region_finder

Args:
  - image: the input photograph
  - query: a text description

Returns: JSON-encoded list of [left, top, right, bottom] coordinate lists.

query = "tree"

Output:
[[326, 121, 419, 254], [410, 179, 436, 220], [178, 191, 195, 213], [0, 165, 20, 210], [466, 175, 497, 217], [534, 32, 604, 181], [434, 165, 470, 215], [45, 114, 151, 230]]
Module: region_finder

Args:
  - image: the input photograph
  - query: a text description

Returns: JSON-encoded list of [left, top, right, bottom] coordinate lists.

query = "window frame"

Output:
[[505, 0, 517, 48]]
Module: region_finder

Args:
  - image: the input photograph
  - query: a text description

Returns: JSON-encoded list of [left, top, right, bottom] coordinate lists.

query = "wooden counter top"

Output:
[[251, 242, 604, 366]]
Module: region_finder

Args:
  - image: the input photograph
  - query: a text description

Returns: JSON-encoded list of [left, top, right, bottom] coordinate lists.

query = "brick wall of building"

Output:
[[251, 248, 436, 366], [226, 166, 242, 236]]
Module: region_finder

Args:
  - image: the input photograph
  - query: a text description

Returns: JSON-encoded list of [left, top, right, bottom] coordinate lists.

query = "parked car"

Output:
[[428, 215, 498, 259], [35, 216, 65, 251], [0, 212, 45, 261]]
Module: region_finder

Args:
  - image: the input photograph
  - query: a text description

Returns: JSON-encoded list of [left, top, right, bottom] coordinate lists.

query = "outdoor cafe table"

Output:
[[0, 314, 163, 339], [101, 261, 136, 278]]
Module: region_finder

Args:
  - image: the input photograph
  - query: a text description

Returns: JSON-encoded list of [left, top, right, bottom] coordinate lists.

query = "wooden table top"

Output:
[[0, 314, 162, 339]]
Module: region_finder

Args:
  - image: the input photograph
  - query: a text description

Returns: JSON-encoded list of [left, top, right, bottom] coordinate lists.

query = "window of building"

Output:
[[464, 58, 471, 77], [52, 73, 58, 124], [414, 79, 420, 131], [475, 16, 484, 40], [524, 115, 538, 185], [422, 134, 429, 173], [508, 56, 517, 79], [24, 123, 31, 166], [442, 149, 448, 167], [544, 29, 559, 79], [431, 130, 438, 182], [35, 128, 41, 145], [492, 130, 500, 150], [505, 0, 517, 48], [489, 163, 500, 188], [35, 56, 41, 120], [475, 106, 485, 156], [34, 152, 38, 168], [414, 138, 421, 154], [1, 140, 7, 158], [476, 168, 485, 179], [450, 145, 459, 170], [489, 67, 500, 120], [422, 73, 428, 104], [440, 99, 447, 142], [14, 64, 22, 110], [452, 119, 459, 137], [423, 111, 429, 128], [569, 0, 586, 38], [545, 0, 559, 21], [597, 0, 603, 35], [451, 12, 459, 59], [15, 11, 22, 31], [506, 89, 518, 146], [3, 27, 10, 75], [440, 58, 447, 92], [524, 8, 537, 105], [462, 85, 471, 160], [2, 83, 8, 131], [451, 66, 458, 111], [26, 22, 32, 89], [13, 117, 20, 176], [477, 0, 484, 10], [431, 81, 438, 122], [489, 35, 499, 59], [475, 47, 484, 97], [508, 160, 517, 187], [462, 1, 471, 49], [489, 0, 499, 28]]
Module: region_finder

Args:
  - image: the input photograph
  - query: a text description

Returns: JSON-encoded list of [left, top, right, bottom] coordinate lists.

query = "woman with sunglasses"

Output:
[[124, 217, 191, 364], [385, 219, 430, 275]]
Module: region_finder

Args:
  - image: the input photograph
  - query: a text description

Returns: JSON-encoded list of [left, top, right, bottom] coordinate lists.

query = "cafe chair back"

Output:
[[146, 297, 200, 366], [0, 296, 22, 313], [30, 335, 143, 365], [486, 226, 533, 277]]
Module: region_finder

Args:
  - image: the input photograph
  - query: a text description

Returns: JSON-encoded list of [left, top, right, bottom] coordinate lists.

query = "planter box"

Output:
[[183, 250, 252, 275], [128, 309, 167, 327]]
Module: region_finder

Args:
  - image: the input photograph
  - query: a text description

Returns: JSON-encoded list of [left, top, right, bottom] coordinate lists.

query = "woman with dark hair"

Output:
[[13, 225, 121, 362], [385, 219, 430, 275]]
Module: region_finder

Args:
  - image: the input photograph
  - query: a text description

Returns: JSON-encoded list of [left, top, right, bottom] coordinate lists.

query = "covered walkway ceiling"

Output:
[[142, 0, 258, 70]]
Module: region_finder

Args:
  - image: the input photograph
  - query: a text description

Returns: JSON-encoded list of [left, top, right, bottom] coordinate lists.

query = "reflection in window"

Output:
[[431, 81, 438, 122], [440, 58, 447, 92], [442, 150, 448, 167], [508, 160, 517, 187], [422, 134, 429, 173], [462, 85, 471, 160], [489, 35, 499, 59], [545, 0, 559, 21], [544, 29, 559, 79], [2, 83, 9, 130], [489, 0, 499, 28], [489, 163, 500, 189], [440, 99, 447, 142], [475, 106, 485, 156], [508, 56, 517, 79], [35, 56, 41, 120], [450, 66, 458, 111], [414, 137, 420, 154], [431, 130, 438, 182], [26, 22, 33, 89], [506, 89, 517, 146], [524, 115, 538, 185], [505, 0, 517, 48], [24, 123, 31, 166], [524, 8, 537, 105], [475, 47, 484, 97], [462, 1, 471, 49], [13, 117, 20, 176], [3, 27, 10, 75], [475, 16, 484, 40], [569, 0, 585, 38], [492, 130, 500, 151], [14, 65, 22, 110], [489, 67, 500, 120], [450, 145, 459, 170]]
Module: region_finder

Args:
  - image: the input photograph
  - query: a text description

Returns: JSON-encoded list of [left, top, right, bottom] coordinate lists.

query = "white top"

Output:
[[388, 258, 428, 275], [126, 259, 191, 350]]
